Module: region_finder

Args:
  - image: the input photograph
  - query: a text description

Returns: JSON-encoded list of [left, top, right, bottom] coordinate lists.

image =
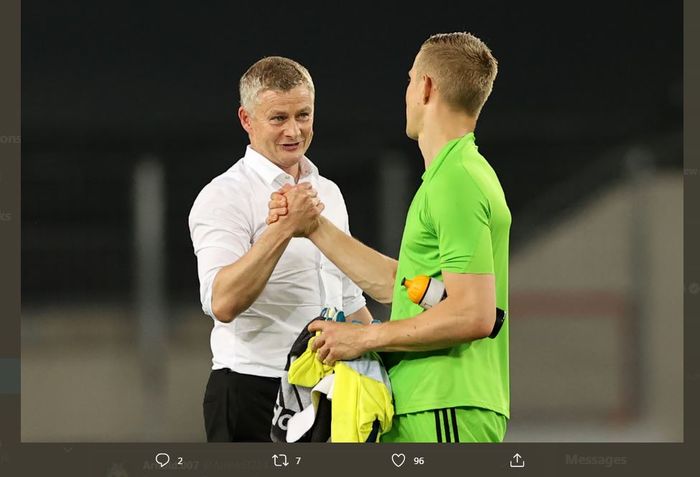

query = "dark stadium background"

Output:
[[21, 0, 681, 301]]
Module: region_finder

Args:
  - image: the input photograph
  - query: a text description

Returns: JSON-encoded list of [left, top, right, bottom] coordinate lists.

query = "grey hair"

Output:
[[239, 56, 315, 113]]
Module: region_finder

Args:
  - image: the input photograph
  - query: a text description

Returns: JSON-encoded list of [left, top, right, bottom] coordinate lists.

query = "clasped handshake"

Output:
[[265, 183, 325, 237]]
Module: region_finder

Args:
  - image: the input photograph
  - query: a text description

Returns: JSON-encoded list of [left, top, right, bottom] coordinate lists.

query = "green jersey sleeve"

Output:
[[427, 173, 494, 274]]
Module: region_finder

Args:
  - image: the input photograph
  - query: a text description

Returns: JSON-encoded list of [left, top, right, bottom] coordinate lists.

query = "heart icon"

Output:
[[391, 453, 406, 468]]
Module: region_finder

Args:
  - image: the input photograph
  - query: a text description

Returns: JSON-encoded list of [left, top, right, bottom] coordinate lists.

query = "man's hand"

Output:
[[266, 184, 292, 225], [267, 183, 324, 237], [307, 320, 372, 365]]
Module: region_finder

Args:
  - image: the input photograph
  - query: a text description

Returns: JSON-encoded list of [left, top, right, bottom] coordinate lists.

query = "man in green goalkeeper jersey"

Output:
[[268, 32, 510, 442]]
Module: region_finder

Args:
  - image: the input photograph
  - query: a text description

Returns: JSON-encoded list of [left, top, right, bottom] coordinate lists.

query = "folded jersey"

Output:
[[271, 317, 394, 442]]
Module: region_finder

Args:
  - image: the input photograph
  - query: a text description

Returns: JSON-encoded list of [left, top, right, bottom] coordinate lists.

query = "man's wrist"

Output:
[[364, 322, 384, 353], [268, 218, 296, 241], [307, 215, 328, 243]]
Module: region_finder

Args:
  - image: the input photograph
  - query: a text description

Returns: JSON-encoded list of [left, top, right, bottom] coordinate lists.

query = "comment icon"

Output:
[[155, 452, 170, 468]]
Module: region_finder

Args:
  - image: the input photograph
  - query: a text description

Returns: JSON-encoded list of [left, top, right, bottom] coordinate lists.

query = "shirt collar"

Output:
[[243, 145, 319, 186], [421, 132, 476, 182]]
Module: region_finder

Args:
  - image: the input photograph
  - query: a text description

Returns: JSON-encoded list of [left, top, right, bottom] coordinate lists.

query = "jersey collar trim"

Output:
[[421, 132, 476, 182]]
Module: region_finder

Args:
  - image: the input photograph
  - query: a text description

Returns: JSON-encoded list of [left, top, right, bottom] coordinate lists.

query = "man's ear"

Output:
[[422, 75, 433, 104], [238, 106, 253, 134]]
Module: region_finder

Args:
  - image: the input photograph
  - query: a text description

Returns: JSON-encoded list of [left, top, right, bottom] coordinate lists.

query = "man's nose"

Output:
[[284, 119, 301, 137]]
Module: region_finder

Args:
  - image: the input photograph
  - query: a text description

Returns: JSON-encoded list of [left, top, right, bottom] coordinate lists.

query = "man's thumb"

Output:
[[308, 320, 323, 333]]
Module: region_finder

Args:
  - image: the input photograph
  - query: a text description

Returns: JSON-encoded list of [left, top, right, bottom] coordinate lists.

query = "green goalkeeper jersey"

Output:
[[383, 132, 511, 418]]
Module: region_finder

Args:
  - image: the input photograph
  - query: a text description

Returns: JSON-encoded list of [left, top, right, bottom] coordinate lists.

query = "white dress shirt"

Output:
[[188, 146, 366, 377]]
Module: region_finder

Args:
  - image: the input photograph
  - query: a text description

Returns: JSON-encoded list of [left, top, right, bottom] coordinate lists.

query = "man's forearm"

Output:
[[346, 306, 374, 325], [211, 222, 294, 322], [309, 216, 397, 303], [365, 296, 494, 352]]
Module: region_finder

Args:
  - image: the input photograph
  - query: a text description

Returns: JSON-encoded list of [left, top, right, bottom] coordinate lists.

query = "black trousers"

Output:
[[203, 368, 280, 442]]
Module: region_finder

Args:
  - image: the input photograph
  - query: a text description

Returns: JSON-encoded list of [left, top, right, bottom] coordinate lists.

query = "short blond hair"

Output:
[[416, 32, 498, 117], [239, 56, 315, 112]]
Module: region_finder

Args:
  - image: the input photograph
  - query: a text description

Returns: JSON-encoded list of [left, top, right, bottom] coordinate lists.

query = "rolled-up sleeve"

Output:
[[337, 193, 366, 316], [342, 275, 367, 316], [188, 182, 253, 319]]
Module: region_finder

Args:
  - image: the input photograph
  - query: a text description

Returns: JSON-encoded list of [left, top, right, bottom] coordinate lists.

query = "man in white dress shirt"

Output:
[[188, 56, 372, 442]]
